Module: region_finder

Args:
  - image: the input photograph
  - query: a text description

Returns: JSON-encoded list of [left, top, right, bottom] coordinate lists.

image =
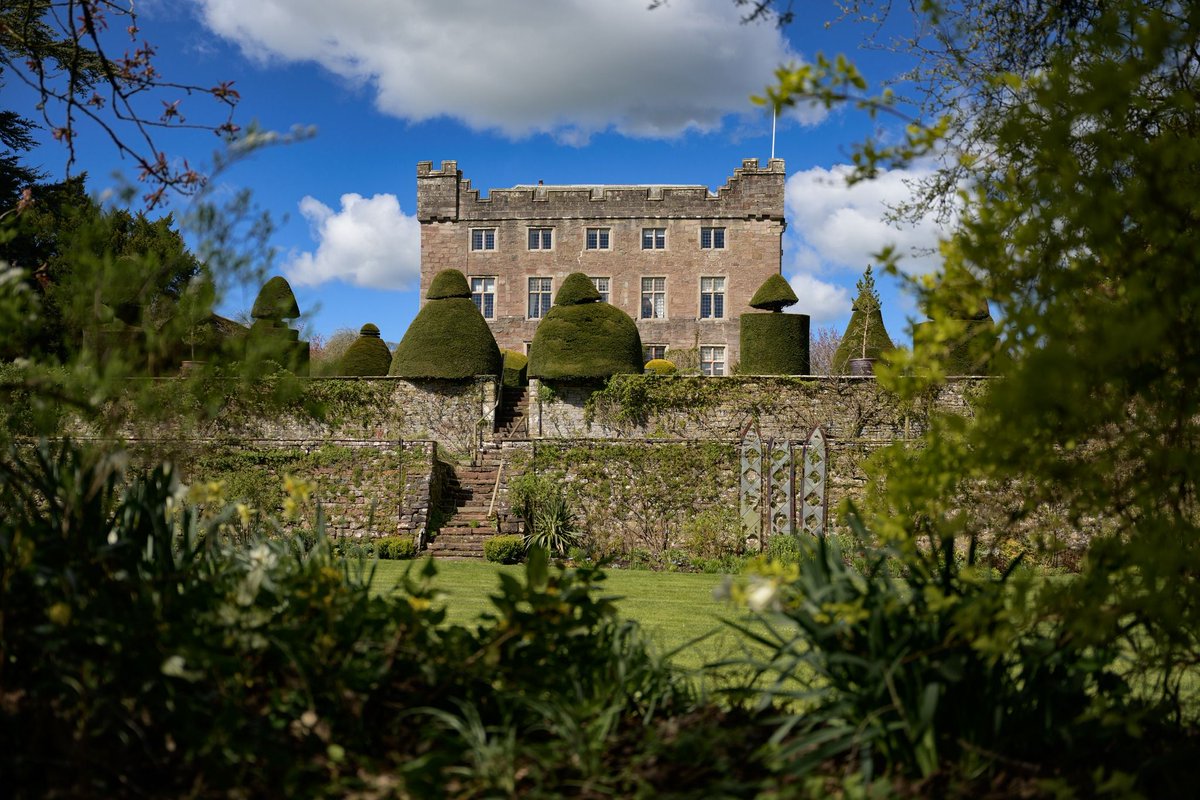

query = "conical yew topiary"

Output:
[[832, 265, 894, 374], [528, 272, 643, 379], [339, 323, 392, 376], [390, 269, 501, 379], [741, 274, 809, 374]]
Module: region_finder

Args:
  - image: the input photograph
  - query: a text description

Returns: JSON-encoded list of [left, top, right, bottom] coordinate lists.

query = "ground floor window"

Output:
[[590, 276, 610, 303], [700, 345, 725, 376], [643, 344, 667, 362]]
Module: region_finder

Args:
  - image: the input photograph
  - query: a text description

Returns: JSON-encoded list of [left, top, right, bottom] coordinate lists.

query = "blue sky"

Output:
[[11, 0, 952, 347]]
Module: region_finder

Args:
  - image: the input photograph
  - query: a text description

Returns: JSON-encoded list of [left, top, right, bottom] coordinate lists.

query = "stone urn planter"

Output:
[[848, 357, 876, 377]]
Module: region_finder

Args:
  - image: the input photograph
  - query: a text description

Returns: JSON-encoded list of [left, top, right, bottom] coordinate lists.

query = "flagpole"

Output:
[[770, 105, 777, 160]]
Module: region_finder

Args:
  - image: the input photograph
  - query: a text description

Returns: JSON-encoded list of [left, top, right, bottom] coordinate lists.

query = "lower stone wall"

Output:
[[129, 438, 438, 543]]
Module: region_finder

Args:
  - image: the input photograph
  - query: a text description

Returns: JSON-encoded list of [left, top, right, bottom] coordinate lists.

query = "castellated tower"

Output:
[[416, 158, 786, 373]]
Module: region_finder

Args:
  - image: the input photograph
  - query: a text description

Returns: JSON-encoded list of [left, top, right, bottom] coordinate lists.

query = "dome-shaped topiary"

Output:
[[749, 274, 799, 312], [644, 358, 677, 375], [832, 266, 895, 373], [251, 276, 300, 320], [913, 267, 995, 374], [528, 272, 643, 380], [390, 269, 501, 379], [426, 269, 472, 300], [555, 272, 602, 305], [339, 323, 392, 376], [740, 313, 810, 374], [501, 349, 529, 388]]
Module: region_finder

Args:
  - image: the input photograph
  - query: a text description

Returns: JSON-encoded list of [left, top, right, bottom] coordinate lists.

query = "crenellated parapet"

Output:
[[416, 158, 785, 223]]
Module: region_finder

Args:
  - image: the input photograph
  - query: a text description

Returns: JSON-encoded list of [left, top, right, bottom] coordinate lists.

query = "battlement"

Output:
[[416, 158, 786, 223]]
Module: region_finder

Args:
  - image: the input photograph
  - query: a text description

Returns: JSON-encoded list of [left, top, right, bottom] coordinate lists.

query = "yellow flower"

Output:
[[47, 602, 72, 626]]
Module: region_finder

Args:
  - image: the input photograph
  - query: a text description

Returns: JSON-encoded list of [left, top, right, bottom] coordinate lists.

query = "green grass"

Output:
[[369, 558, 768, 673]]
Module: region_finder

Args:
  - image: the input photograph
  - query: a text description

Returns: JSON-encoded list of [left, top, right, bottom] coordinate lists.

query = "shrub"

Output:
[[246, 276, 309, 375], [644, 358, 676, 375], [0, 441, 709, 798], [832, 266, 894, 373], [528, 272, 643, 379], [501, 349, 528, 388], [339, 323, 392, 376], [739, 313, 810, 375], [748, 273, 798, 312], [390, 269, 501, 379], [912, 318, 997, 375], [376, 535, 417, 560], [251, 275, 301, 320], [484, 534, 526, 564], [680, 506, 744, 560], [732, 512, 1127, 785]]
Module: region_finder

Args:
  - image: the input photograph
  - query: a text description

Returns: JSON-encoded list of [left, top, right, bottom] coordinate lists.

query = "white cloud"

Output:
[[784, 164, 951, 275], [193, 0, 796, 141], [785, 273, 851, 323], [284, 193, 420, 290]]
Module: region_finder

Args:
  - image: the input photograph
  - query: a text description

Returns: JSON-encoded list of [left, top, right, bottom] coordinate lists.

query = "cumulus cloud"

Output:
[[784, 164, 951, 275], [284, 193, 420, 290], [193, 0, 796, 141], [785, 273, 851, 323]]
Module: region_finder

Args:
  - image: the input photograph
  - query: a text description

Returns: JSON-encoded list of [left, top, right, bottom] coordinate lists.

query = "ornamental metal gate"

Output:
[[739, 426, 828, 549]]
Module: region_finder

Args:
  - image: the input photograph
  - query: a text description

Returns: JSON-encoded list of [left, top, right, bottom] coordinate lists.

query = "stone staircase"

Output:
[[494, 386, 529, 441], [424, 388, 530, 557]]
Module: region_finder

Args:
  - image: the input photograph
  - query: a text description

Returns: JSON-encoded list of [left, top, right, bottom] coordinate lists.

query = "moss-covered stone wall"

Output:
[[528, 375, 978, 442], [127, 439, 438, 543]]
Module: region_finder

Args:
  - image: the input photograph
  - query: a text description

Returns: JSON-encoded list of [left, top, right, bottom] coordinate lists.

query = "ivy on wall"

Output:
[[527, 441, 737, 557]]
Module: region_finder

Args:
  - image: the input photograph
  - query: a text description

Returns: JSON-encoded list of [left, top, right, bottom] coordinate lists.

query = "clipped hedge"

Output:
[[644, 358, 677, 375], [739, 313, 810, 375], [484, 534, 526, 564], [376, 536, 417, 560], [390, 269, 501, 379], [912, 318, 997, 375], [528, 272, 643, 380], [340, 324, 392, 376], [252, 276, 301, 320], [426, 269, 472, 300], [749, 273, 798, 312], [502, 349, 529, 388]]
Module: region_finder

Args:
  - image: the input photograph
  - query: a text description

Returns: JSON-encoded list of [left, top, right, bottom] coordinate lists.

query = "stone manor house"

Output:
[[416, 158, 787, 373]]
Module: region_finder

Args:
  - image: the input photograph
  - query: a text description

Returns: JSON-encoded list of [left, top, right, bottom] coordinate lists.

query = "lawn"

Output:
[[369, 558, 771, 673]]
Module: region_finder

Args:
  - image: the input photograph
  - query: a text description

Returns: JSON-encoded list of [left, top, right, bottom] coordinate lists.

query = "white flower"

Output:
[[747, 579, 780, 613]]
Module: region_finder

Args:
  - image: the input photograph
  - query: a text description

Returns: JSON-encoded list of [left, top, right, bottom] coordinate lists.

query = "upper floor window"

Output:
[[590, 276, 610, 303], [586, 228, 611, 250], [528, 277, 553, 319], [700, 227, 726, 249], [700, 345, 726, 376], [641, 277, 666, 319], [471, 228, 496, 251], [700, 277, 725, 319], [528, 228, 553, 250], [642, 228, 666, 250], [471, 276, 496, 319]]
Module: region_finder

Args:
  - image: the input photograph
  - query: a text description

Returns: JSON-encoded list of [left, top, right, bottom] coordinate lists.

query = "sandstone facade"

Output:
[[416, 159, 788, 369]]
